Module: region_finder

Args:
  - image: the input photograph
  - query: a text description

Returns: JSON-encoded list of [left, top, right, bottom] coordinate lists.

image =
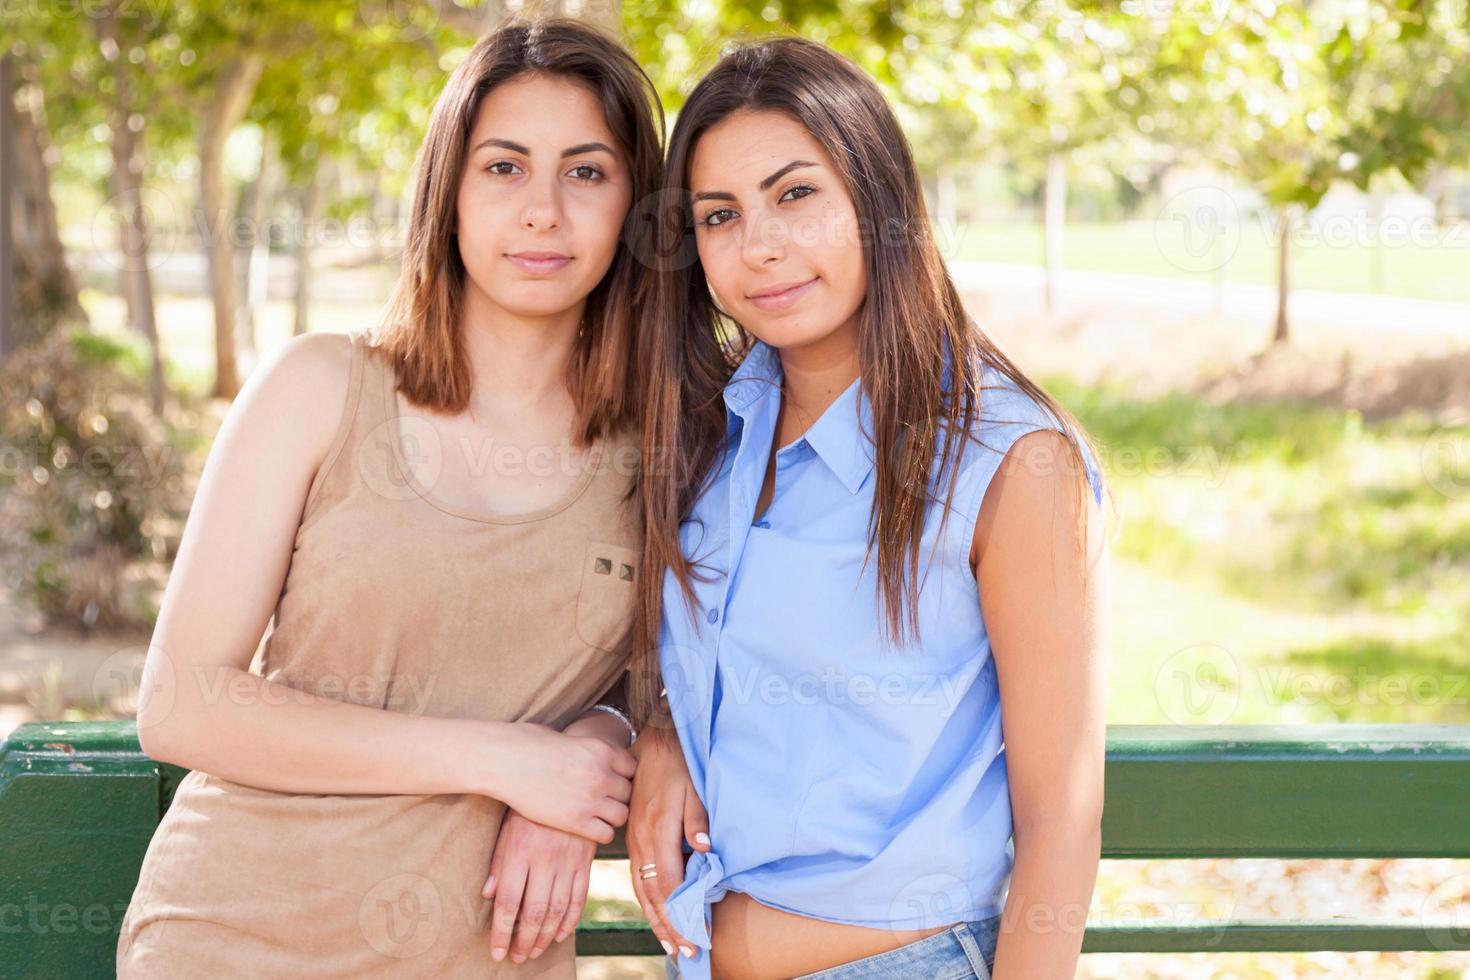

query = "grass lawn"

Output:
[[950, 220, 1470, 305], [1050, 374, 1470, 725]]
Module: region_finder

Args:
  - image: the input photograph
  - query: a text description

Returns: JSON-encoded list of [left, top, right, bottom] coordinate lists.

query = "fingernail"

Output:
[[660, 940, 674, 956], [491, 947, 506, 961], [695, 832, 711, 846], [680, 945, 695, 958]]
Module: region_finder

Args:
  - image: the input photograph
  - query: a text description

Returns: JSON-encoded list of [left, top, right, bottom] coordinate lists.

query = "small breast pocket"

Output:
[[575, 540, 638, 653]]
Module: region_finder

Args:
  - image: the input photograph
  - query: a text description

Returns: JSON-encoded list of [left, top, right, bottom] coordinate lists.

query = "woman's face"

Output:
[[688, 110, 867, 354], [456, 72, 632, 321]]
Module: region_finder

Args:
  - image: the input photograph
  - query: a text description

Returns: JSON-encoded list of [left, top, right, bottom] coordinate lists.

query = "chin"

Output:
[[746, 318, 841, 351], [486, 288, 580, 318]]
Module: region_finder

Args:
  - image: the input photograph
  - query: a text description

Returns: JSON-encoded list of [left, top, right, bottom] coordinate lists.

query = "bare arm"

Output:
[[972, 429, 1110, 979], [136, 333, 633, 839]]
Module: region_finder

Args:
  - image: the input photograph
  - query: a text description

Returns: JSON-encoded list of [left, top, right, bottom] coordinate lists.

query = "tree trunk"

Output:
[[293, 156, 327, 337], [1369, 192, 1384, 295], [1211, 179, 1227, 318], [1041, 151, 1066, 316], [1272, 204, 1292, 346], [198, 53, 265, 399], [101, 4, 165, 413], [935, 164, 957, 246], [1, 55, 14, 361], [3, 56, 84, 353], [236, 127, 275, 377]]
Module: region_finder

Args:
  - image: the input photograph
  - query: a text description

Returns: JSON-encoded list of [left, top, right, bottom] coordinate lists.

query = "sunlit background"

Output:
[[2, 1, 1469, 976]]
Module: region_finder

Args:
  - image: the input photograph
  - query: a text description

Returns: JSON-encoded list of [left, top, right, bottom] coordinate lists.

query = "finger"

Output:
[[609, 746, 637, 778], [530, 871, 571, 957], [603, 773, 634, 805], [483, 837, 505, 899], [650, 822, 697, 955], [683, 794, 711, 852], [488, 860, 527, 962], [556, 866, 589, 944], [597, 798, 630, 829], [584, 817, 615, 845], [510, 862, 553, 963], [628, 846, 675, 958]]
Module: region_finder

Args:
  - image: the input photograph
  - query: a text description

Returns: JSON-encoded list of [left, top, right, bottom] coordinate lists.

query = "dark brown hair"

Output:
[[630, 36, 1112, 729], [375, 17, 664, 443]]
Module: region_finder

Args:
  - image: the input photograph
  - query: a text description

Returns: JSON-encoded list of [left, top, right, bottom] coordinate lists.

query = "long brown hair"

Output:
[[630, 36, 1113, 729], [374, 17, 664, 443]]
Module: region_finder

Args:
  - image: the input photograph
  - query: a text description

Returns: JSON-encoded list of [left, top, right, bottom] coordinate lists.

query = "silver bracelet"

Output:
[[587, 702, 637, 747]]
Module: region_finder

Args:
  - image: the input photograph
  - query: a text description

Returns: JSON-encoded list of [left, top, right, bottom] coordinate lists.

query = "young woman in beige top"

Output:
[[117, 19, 664, 978]]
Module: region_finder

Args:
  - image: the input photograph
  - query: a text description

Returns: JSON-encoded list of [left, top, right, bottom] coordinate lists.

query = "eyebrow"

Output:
[[691, 160, 820, 204], [472, 138, 617, 158]]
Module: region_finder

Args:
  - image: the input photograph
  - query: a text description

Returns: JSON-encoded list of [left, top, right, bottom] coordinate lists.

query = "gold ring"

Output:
[[640, 869, 659, 879], [639, 863, 657, 872]]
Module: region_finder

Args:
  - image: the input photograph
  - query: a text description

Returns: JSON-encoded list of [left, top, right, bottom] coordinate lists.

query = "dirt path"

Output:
[[957, 261, 1470, 422]]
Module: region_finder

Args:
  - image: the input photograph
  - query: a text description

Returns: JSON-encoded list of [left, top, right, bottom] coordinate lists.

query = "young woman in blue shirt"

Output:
[[623, 37, 1113, 980]]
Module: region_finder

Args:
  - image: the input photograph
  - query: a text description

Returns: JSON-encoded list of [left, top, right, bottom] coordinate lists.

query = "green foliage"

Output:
[[0, 330, 192, 629]]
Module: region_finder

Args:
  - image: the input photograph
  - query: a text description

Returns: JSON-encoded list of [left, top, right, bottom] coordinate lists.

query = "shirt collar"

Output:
[[723, 339, 875, 495]]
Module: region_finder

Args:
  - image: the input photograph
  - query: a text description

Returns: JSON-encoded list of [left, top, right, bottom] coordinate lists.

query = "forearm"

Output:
[[991, 821, 1101, 979], [139, 661, 515, 798]]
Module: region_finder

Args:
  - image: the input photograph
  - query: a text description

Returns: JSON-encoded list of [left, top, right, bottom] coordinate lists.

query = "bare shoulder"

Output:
[[972, 428, 1093, 571], [217, 331, 357, 472]]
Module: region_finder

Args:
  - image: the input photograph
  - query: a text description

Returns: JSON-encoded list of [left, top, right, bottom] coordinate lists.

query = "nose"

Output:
[[521, 174, 564, 232], [740, 208, 786, 270]]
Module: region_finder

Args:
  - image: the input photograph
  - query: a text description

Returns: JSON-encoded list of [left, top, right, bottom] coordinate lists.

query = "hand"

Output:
[[626, 728, 710, 961], [483, 808, 596, 964], [485, 722, 637, 842]]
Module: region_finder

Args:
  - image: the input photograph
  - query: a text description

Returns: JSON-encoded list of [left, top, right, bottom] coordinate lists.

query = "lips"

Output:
[[747, 277, 818, 313], [506, 252, 572, 275]]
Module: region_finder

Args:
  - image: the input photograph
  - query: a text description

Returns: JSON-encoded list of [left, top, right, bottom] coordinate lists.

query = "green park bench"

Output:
[[3, 720, 1468, 976]]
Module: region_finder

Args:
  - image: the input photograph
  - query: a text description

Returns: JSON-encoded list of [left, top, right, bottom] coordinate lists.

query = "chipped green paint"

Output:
[[3, 722, 1468, 977]]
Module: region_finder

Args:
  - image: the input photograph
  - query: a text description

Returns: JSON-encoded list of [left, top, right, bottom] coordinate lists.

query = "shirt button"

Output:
[[754, 520, 771, 529], [706, 607, 719, 625]]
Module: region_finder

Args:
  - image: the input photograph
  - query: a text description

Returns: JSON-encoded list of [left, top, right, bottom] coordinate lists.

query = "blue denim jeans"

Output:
[[663, 914, 1001, 980]]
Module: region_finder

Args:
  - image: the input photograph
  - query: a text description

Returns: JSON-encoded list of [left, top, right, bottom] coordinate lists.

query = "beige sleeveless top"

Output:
[[118, 331, 640, 978]]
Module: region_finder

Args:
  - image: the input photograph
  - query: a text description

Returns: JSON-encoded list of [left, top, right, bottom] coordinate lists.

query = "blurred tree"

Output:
[[0, 49, 85, 351]]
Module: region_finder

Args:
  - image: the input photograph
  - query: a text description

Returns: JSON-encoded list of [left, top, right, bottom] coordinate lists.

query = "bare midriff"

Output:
[[707, 890, 954, 980]]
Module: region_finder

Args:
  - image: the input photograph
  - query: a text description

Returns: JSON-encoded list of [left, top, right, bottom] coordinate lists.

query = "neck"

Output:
[[459, 279, 583, 416], [774, 320, 860, 435]]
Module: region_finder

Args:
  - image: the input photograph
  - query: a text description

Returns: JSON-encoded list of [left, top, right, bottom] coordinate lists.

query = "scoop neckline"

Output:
[[380, 354, 604, 526]]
